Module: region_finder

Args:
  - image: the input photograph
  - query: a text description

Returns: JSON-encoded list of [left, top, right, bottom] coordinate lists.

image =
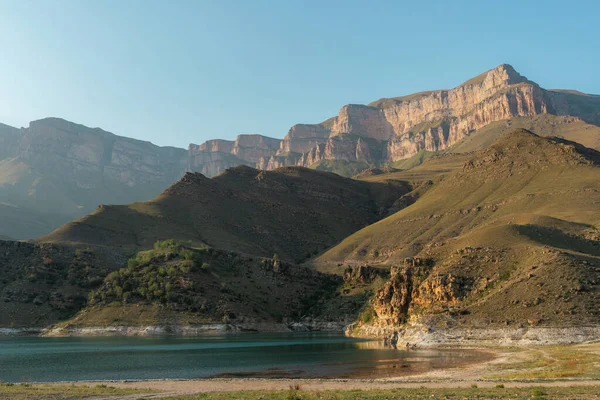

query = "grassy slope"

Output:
[[41, 166, 409, 263], [318, 130, 600, 263], [315, 130, 600, 327], [0, 383, 151, 400], [310, 159, 370, 177], [145, 386, 599, 400], [450, 114, 600, 154]]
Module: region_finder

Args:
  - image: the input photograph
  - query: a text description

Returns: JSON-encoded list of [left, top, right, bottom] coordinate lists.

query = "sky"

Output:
[[0, 0, 598, 148]]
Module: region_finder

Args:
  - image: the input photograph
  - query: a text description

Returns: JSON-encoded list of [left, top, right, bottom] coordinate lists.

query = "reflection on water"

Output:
[[0, 332, 490, 382]]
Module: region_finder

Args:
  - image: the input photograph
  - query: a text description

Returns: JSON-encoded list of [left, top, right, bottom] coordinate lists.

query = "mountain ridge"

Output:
[[2, 64, 600, 240]]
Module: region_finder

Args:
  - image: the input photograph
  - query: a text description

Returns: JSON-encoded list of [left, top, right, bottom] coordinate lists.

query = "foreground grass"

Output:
[[164, 386, 600, 400], [486, 343, 600, 379], [0, 383, 152, 400]]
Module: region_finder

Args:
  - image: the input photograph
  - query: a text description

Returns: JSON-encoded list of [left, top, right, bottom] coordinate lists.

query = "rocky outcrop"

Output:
[[188, 134, 281, 175], [343, 265, 383, 284], [369, 258, 472, 327], [278, 124, 331, 154], [330, 105, 394, 140]]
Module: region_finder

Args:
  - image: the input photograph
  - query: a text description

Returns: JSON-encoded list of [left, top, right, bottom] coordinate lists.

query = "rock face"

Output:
[[17, 118, 187, 190], [188, 134, 282, 176], [369, 258, 469, 326], [252, 64, 600, 171]]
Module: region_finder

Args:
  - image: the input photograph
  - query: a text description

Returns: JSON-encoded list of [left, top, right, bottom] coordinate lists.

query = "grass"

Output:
[[0, 383, 152, 400], [485, 343, 600, 379], [310, 160, 371, 177], [449, 114, 600, 154], [160, 386, 600, 400]]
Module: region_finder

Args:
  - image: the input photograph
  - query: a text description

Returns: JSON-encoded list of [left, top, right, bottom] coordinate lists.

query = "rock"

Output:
[[343, 266, 382, 283]]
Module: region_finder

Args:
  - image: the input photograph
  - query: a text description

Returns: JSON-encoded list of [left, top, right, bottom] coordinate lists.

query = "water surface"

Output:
[[0, 332, 488, 382]]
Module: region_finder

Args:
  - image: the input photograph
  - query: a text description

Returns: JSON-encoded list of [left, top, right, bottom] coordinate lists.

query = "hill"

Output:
[[0, 240, 124, 328], [50, 240, 351, 332], [41, 166, 410, 263], [315, 130, 600, 338]]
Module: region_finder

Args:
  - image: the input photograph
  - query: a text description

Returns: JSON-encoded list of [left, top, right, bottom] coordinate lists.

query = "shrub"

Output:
[[531, 388, 547, 398]]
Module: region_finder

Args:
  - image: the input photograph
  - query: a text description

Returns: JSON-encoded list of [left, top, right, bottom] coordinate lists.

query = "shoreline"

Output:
[[3, 324, 599, 348]]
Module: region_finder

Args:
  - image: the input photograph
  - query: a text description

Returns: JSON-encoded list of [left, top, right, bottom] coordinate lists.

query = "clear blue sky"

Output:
[[0, 0, 598, 148]]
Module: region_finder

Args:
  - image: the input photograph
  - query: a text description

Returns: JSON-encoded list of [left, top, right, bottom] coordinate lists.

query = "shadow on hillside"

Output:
[[516, 224, 600, 257]]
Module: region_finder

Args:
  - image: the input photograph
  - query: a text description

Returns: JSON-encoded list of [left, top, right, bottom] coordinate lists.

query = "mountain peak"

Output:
[[459, 63, 530, 87]]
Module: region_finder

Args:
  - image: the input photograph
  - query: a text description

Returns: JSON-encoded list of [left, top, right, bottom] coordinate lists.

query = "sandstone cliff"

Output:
[[248, 64, 600, 172]]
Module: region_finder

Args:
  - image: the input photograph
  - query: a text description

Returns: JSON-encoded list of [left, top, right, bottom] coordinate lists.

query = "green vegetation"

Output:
[[88, 240, 209, 306], [0, 383, 152, 400], [160, 386, 600, 400], [310, 160, 371, 177], [486, 343, 600, 379], [62, 240, 346, 328], [388, 150, 435, 170]]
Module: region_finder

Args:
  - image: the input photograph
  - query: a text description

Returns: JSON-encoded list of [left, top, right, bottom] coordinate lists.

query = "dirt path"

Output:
[[84, 378, 600, 399]]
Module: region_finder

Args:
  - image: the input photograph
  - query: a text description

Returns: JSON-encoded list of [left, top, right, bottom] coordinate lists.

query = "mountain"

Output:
[[41, 166, 409, 263], [0, 166, 407, 329], [1, 129, 600, 339], [1, 65, 600, 240], [260, 64, 600, 172], [0, 118, 189, 239], [315, 130, 600, 340]]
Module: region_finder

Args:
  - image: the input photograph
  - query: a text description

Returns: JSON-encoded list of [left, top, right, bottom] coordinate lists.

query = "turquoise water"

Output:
[[0, 332, 485, 382]]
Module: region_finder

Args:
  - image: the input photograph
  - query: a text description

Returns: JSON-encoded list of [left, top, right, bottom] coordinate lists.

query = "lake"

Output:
[[0, 332, 489, 382]]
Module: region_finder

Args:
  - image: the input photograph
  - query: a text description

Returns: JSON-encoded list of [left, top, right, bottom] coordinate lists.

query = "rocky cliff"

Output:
[[251, 64, 600, 172]]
